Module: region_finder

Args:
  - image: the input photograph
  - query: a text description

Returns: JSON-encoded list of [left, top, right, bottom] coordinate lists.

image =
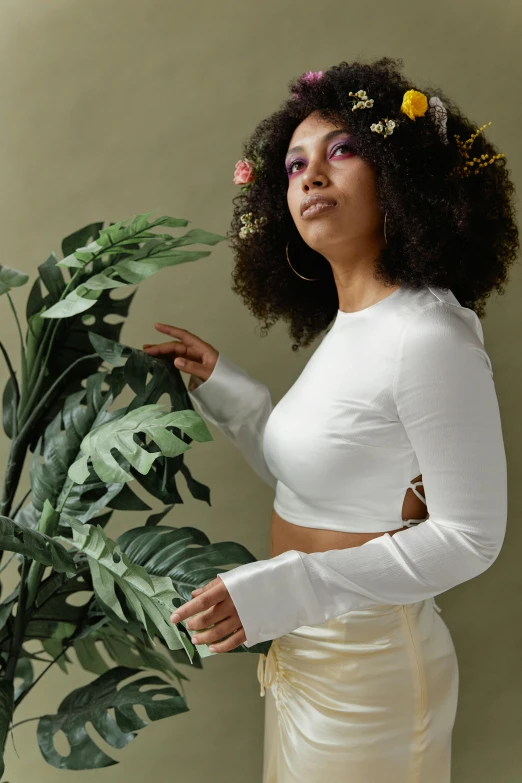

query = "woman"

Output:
[[142, 57, 517, 781]]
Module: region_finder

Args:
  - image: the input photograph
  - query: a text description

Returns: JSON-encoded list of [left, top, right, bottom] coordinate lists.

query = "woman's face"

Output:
[[285, 111, 384, 258]]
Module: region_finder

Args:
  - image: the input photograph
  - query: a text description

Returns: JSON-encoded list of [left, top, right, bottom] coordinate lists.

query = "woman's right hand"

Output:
[[142, 323, 219, 392]]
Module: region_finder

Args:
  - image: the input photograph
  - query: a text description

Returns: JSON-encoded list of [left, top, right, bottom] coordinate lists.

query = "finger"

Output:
[[170, 581, 226, 623], [142, 341, 184, 356], [154, 323, 195, 340], [192, 577, 222, 595], [153, 324, 214, 359], [191, 615, 242, 647], [191, 582, 211, 596], [208, 628, 247, 653], [186, 580, 226, 628], [173, 356, 211, 378]]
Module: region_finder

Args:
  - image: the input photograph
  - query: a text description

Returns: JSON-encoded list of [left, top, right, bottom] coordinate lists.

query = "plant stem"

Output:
[[5, 558, 30, 681], [9, 488, 31, 522], [9, 716, 41, 732], [18, 653, 53, 663], [26, 262, 83, 379], [18, 319, 60, 428], [5, 294, 26, 354], [13, 597, 92, 711], [17, 259, 83, 426], [6, 294, 28, 438], [0, 553, 16, 575], [25, 480, 75, 608], [13, 646, 70, 709]]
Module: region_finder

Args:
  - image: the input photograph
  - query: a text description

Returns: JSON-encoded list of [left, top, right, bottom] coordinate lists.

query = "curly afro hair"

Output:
[[227, 56, 519, 352]]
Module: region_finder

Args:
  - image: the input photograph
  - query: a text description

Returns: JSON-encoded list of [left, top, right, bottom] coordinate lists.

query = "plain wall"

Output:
[[0, 1, 521, 781]]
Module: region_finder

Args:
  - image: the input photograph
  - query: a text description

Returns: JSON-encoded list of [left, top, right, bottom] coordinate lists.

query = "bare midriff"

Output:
[[270, 474, 427, 558]]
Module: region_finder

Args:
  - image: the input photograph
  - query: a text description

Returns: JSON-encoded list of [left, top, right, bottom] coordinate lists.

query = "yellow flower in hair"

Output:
[[400, 89, 429, 121]]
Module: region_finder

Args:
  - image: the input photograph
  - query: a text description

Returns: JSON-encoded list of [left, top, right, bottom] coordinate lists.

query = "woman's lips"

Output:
[[301, 202, 337, 219]]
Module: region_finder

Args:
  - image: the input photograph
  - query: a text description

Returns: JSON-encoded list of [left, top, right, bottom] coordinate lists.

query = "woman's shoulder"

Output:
[[396, 285, 484, 348]]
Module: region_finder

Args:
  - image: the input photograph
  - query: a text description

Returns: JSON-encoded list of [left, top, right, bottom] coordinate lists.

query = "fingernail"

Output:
[[192, 636, 199, 644], [171, 613, 180, 622], [209, 646, 217, 652]]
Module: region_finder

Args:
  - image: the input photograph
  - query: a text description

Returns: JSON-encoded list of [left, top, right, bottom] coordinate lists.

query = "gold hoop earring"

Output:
[[286, 240, 319, 281], [384, 211, 388, 245]]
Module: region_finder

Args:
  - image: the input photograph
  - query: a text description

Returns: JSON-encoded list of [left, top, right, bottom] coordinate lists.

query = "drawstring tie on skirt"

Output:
[[257, 642, 278, 697], [257, 599, 441, 698]]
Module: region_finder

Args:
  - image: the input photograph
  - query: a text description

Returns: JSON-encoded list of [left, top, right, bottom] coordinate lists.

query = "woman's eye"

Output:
[[332, 143, 353, 155], [288, 160, 303, 174], [287, 143, 354, 175]]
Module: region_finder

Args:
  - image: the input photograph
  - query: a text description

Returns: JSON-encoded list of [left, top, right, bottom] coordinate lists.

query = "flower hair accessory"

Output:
[[349, 90, 374, 110], [450, 122, 505, 178], [352, 84, 504, 176], [301, 70, 324, 83], [367, 88, 428, 137], [233, 159, 255, 187], [234, 78, 506, 240], [400, 89, 429, 120], [234, 141, 269, 237], [291, 70, 324, 99], [238, 212, 267, 239], [370, 118, 396, 138]]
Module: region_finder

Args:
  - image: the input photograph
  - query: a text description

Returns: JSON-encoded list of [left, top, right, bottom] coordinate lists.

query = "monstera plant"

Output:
[[0, 211, 270, 779]]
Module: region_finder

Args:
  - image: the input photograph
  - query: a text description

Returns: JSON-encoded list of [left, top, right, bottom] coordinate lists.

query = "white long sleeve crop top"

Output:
[[187, 285, 508, 648]]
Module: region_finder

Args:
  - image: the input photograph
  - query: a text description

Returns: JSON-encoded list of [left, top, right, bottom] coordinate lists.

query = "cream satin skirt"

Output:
[[257, 597, 459, 782]]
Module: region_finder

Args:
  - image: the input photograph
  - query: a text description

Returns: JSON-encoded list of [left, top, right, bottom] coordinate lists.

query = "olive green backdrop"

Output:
[[0, 0, 520, 781]]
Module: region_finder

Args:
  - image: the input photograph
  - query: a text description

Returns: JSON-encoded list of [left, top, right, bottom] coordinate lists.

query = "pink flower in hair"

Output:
[[292, 69, 324, 99], [233, 159, 255, 185], [301, 70, 324, 83]]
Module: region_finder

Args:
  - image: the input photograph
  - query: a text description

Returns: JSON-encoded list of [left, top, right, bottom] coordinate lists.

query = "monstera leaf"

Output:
[[73, 623, 190, 684], [86, 333, 213, 507], [116, 524, 256, 596], [116, 524, 272, 656], [17, 255, 137, 446], [12, 213, 226, 448], [67, 403, 212, 485], [42, 215, 225, 320], [15, 370, 127, 530], [36, 666, 188, 770], [61, 517, 214, 659]]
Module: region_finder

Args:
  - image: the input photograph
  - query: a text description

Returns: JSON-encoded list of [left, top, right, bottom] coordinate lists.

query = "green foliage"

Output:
[[36, 666, 188, 769], [0, 512, 76, 578], [0, 266, 29, 296], [67, 403, 212, 485], [0, 211, 268, 778], [62, 516, 213, 658]]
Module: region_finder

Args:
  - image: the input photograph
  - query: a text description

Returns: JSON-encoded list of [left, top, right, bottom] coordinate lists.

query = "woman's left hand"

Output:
[[170, 577, 247, 652]]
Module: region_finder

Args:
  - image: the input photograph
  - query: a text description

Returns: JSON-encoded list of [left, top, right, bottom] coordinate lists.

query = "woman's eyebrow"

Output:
[[285, 129, 351, 157]]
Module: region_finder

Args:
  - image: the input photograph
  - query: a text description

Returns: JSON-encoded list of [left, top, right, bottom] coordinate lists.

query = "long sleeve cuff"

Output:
[[188, 352, 277, 489], [217, 549, 328, 647]]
